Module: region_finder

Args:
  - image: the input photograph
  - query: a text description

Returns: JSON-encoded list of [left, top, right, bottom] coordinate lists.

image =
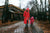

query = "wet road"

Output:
[[13, 21, 44, 33], [0, 21, 44, 33]]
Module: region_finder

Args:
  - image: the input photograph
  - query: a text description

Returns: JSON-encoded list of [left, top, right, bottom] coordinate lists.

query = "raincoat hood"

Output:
[[26, 8, 30, 12], [31, 16, 34, 19]]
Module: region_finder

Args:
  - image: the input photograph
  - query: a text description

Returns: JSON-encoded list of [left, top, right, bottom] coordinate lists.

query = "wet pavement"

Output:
[[0, 21, 44, 33]]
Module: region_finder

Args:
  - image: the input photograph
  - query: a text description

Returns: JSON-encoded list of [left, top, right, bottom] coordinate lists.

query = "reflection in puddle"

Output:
[[14, 24, 33, 33], [13, 22, 44, 33], [14, 24, 30, 33], [14, 24, 25, 33]]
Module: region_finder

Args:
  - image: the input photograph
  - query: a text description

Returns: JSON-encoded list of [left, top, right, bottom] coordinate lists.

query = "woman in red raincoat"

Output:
[[23, 8, 30, 27]]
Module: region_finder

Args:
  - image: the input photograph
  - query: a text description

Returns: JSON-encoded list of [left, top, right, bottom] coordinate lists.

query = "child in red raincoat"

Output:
[[23, 8, 30, 27], [30, 16, 34, 27]]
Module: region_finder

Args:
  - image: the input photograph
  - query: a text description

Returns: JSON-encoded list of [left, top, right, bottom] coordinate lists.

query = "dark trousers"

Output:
[[25, 20, 28, 31], [25, 20, 28, 27], [31, 22, 33, 27]]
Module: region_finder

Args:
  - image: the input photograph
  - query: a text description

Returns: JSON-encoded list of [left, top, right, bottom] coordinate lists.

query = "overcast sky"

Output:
[[0, 0, 31, 9], [0, 0, 48, 9]]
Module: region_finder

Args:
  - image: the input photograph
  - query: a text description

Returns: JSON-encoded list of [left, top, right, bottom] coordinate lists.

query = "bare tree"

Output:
[[48, 0, 50, 23]]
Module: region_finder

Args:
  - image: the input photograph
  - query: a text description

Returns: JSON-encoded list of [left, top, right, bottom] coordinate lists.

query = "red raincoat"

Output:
[[30, 16, 34, 24], [23, 8, 30, 24]]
